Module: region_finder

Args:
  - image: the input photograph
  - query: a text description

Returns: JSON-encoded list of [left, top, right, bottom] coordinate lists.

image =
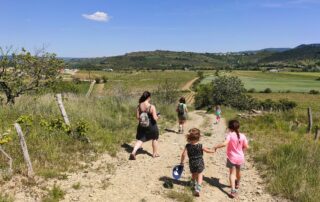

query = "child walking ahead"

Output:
[[214, 105, 222, 124], [180, 128, 215, 197], [213, 120, 249, 198]]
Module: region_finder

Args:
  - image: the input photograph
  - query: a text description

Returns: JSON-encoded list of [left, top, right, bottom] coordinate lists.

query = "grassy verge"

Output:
[[223, 96, 320, 202], [0, 93, 178, 179]]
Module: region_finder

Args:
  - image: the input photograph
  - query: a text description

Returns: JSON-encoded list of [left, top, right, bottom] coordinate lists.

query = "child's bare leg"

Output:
[[197, 172, 203, 185], [236, 168, 241, 182], [192, 173, 197, 181], [131, 140, 143, 155], [229, 167, 236, 190]]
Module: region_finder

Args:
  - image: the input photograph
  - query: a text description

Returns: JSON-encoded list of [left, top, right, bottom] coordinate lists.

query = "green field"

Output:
[[201, 71, 320, 92], [74, 70, 197, 94]]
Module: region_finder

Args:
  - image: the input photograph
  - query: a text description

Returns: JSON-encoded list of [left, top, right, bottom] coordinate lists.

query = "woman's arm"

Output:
[[136, 107, 140, 120], [180, 148, 187, 165], [203, 147, 215, 153], [151, 105, 159, 121]]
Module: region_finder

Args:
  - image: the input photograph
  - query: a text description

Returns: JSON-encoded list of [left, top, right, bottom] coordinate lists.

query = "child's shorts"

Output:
[[226, 159, 241, 169]]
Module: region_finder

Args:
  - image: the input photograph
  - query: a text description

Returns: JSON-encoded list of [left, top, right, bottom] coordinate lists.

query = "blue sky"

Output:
[[0, 0, 319, 57]]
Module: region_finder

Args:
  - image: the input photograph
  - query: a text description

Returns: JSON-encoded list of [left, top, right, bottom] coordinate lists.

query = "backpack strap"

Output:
[[138, 104, 152, 113]]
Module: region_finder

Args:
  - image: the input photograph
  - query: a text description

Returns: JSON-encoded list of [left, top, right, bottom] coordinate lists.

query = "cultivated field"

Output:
[[74, 70, 197, 95], [202, 71, 320, 92]]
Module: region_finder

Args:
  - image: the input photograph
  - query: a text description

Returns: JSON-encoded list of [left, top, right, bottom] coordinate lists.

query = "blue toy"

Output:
[[172, 165, 184, 180]]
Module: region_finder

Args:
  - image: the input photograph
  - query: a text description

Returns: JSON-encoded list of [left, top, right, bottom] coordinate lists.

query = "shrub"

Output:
[[95, 77, 102, 83], [258, 99, 297, 111], [101, 75, 108, 83], [309, 90, 320, 94], [197, 76, 257, 110], [247, 88, 256, 93], [262, 88, 272, 93]]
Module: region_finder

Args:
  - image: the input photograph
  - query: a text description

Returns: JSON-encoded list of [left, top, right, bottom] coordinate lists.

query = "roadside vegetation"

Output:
[[196, 73, 320, 202]]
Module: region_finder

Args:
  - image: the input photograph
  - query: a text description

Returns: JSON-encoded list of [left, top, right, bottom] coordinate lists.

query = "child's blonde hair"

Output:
[[186, 128, 201, 142]]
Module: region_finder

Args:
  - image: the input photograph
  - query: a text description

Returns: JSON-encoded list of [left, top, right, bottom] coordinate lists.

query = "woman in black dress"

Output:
[[130, 91, 160, 160]]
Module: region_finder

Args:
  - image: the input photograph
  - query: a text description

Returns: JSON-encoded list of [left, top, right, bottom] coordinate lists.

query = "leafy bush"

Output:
[[101, 75, 108, 83], [309, 89, 320, 94], [195, 76, 296, 111], [247, 88, 256, 93], [46, 81, 89, 94], [258, 99, 297, 111], [95, 77, 102, 83], [195, 76, 257, 110], [262, 88, 272, 93], [194, 84, 213, 109]]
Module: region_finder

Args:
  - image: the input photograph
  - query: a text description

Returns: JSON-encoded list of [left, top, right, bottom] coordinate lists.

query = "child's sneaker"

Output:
[[194, 184, 202, 197], [229, 189, 237, 198]]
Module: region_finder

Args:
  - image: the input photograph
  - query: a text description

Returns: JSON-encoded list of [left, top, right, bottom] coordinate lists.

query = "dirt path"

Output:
[[24, 111, 277, 202], [4, 111, 282, 202], [93, 83, 105, 97], [181, 77, 199, 91]]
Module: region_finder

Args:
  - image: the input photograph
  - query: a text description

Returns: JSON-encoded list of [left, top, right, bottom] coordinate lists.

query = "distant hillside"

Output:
[[67, 50, 231, 70], [66, 44, 320, 71], [261, 44, 320, 62]]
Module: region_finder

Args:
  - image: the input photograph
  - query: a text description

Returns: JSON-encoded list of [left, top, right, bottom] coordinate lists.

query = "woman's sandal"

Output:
[[129, 154, 136, 160]]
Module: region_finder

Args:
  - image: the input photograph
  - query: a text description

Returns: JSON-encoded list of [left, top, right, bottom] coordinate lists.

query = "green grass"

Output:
[[223, 95, 320, 202], [0, 93, 178, 177], [166, 189, 194, 202], [0, 194, 13, 202], [42, 184, 65, 202], [202, 71, 320, 92]]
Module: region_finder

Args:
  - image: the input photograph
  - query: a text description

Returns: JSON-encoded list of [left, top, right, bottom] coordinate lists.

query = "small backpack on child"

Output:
[[178, 103, 185, 116]]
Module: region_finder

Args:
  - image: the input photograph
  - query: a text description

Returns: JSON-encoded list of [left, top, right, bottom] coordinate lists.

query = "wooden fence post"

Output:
[[315, 126, 319, 141], [14, 123, 34, 178], [55, 94, 70, 126], [307, 107, 312, 134], [0, 145, 13, 174], [86, 80, 96, 97]]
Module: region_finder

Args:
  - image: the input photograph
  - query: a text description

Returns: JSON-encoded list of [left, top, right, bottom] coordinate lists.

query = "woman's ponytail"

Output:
[[139, 91, 151, 103]]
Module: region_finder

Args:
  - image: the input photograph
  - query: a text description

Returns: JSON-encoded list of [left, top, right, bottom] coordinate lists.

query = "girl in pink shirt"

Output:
[[213, 120, 249, 198]]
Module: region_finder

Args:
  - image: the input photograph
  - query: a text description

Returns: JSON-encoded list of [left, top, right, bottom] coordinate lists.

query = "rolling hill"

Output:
[[66, 44, 320, 71], [261, 44, 320, 62]]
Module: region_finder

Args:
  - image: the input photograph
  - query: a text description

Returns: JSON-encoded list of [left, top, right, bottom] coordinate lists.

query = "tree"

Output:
[[0, 47, 63, 104], [195, 75, 256, 110]]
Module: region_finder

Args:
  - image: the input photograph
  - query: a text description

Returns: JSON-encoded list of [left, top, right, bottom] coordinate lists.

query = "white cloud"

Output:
[[82, 11, 110, 22]]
